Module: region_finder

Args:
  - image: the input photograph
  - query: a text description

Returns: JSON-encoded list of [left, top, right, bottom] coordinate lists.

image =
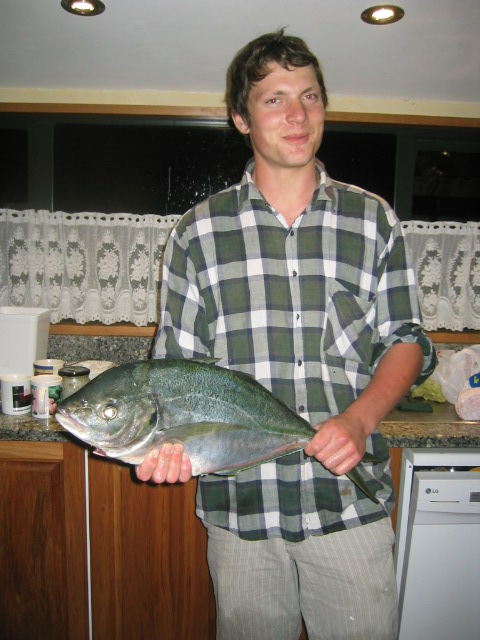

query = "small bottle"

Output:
[[59, 365, 91, 399]]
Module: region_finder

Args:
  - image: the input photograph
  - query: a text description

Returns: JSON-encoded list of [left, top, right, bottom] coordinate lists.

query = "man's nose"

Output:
[[286, 98, 307, 123]]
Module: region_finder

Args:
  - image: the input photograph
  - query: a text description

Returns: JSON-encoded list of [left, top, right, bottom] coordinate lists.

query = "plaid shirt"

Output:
[[153, 159, 435, 542]]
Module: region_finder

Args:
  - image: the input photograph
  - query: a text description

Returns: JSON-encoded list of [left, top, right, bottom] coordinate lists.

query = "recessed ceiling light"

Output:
[[361, 5, 405, 25], [61, 0, 105, 16]]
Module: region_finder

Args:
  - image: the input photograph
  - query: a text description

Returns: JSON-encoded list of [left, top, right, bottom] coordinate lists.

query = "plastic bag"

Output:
[[430, 346, 480, 404]]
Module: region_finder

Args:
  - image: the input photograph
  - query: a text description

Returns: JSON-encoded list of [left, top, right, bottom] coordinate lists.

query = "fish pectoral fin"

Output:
[[346, 466, 380, 505], [214, 456, 276, 476], [213, 468, 242, 476], [190, 357, 221, 365], [214, 447, 304, 476]]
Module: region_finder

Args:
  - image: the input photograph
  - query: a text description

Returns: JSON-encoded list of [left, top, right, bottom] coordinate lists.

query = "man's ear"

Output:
[[231, 111, 250, 135]]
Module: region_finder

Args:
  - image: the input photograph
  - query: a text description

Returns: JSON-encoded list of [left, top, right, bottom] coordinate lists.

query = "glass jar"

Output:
[[59, 365, 91, 399]]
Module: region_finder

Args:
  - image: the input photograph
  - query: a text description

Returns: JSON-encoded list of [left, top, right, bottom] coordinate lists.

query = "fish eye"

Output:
[[81, 399, 88, 407], [102, 404, 118, 420]]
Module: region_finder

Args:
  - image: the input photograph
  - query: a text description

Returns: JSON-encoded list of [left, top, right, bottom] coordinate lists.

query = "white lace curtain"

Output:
[[0, 209, 178, 325], [402, 220, 480, 331], [1, 209, 480, 330]]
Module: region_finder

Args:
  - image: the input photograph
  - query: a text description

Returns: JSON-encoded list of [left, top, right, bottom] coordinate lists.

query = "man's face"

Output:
[[232, 63, 326, 174]]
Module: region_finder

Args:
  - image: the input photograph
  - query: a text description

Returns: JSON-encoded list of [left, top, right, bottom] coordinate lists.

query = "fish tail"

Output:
[[361, 451, 384, 464], [346, 466, 380, 505]]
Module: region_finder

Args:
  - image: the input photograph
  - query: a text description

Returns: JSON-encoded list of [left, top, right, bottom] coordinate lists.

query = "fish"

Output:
[[55, 358, 380, 503]]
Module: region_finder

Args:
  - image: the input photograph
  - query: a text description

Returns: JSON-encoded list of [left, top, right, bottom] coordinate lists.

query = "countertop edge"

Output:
[[2, 403, 480, 449]]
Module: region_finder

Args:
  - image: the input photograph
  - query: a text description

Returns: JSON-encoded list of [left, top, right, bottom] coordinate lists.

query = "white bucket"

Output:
[[0, 307, 51, 376]]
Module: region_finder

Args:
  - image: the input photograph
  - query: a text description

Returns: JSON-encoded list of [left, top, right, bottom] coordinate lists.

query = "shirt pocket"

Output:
[[321, 278, 376, 365]]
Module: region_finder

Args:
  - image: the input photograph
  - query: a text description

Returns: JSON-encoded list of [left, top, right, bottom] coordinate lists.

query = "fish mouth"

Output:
[[56, 411, 111, 458], [55, 408, 90, 438], [55, 408, 104, 450]]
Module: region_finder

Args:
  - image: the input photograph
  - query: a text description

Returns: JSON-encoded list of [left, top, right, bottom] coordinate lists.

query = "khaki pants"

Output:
[[205, 518, 398, 640]]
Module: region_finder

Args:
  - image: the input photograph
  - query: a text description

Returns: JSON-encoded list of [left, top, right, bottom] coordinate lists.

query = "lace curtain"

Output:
[[1, 209, 480, 330], [401, 220, 480, 331], [0, 209, 178, 325]]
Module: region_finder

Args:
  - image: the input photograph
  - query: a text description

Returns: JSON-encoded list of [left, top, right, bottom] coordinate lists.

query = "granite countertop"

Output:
[[0, 411, 71, 443], [380, 402, 480, 448], [1, 401, 480, 449]]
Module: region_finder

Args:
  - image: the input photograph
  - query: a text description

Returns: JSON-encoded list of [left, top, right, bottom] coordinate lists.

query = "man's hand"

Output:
[[136, 443, 192, 484], [305, 343, 425, 476], [304, 413, 367, 476]]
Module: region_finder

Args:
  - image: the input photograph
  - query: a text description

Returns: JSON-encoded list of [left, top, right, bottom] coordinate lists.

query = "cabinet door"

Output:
[[88, 455, 216, 640], [0, 442, 88, 640]]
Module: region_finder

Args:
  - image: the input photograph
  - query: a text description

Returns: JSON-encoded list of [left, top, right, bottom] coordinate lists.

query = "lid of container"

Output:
[[59, 365, 90, 377]]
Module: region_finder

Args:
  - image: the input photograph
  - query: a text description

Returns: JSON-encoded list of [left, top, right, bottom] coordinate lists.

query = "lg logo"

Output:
[[425, 488, 439, 494]]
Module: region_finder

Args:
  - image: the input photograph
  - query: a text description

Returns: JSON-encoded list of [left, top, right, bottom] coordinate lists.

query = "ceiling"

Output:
[[0, 0, 479, 116]]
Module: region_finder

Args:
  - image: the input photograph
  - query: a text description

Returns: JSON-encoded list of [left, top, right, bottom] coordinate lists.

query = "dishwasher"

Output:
[[394, 448, 480, 640]]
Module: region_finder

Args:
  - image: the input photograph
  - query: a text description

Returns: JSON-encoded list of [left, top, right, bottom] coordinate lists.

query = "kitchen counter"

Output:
[[0, 411, 70, 443], [380, 402, 480, 448], [1, 401, 480, 448]]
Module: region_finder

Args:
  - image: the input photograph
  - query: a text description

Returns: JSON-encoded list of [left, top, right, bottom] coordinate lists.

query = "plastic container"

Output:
[[0, 307, 50, 376], [59, 365, 91, 399]]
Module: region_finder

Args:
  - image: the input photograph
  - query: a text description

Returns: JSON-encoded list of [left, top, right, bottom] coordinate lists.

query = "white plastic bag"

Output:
[[430, 346, 480, 405]]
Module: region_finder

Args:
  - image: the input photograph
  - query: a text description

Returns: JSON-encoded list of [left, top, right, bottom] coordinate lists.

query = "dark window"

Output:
[[0, 129, 28, 207], [318, 130, 396, 205], [54, 123, 396, 215], [1, 114, 479, 221], [54, 122, 252, 215], [412, 149, 480, 222]]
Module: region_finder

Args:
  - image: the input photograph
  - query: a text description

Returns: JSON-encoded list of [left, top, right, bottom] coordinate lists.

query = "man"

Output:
[[137, 30, 435, 639]]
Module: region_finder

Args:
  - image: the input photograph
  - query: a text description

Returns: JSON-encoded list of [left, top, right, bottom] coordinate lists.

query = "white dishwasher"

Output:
[[394, 448, 480, 640]]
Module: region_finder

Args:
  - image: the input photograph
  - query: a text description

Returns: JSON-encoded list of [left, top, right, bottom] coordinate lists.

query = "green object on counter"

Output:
[[411, 378, 446, 403], [396, 400, 433, 412]]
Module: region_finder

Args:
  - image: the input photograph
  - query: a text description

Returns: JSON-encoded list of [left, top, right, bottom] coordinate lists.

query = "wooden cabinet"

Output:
[[88, 455, 216, 640], [0, 442, 89, 640], [0, 440, 216, 640], [0, 440, 402, 640], [87, 449, 402, 640]]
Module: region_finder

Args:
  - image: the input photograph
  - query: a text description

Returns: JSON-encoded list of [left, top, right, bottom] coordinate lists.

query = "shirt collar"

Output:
[[240, 158, 334, 212]]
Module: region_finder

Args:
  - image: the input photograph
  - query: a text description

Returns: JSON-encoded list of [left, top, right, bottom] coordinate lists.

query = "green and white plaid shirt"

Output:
[[153, 159, 435, 542]]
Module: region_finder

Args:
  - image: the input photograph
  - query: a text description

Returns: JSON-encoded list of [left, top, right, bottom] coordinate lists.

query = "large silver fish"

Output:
[[55, 358, 380, 503]]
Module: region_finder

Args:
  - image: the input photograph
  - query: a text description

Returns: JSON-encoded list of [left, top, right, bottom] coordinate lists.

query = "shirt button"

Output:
[[292, 270, 297, 277], [298, 359, 303, 367], [299, 405, 305, 413], [290, 229, 294, 236]]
